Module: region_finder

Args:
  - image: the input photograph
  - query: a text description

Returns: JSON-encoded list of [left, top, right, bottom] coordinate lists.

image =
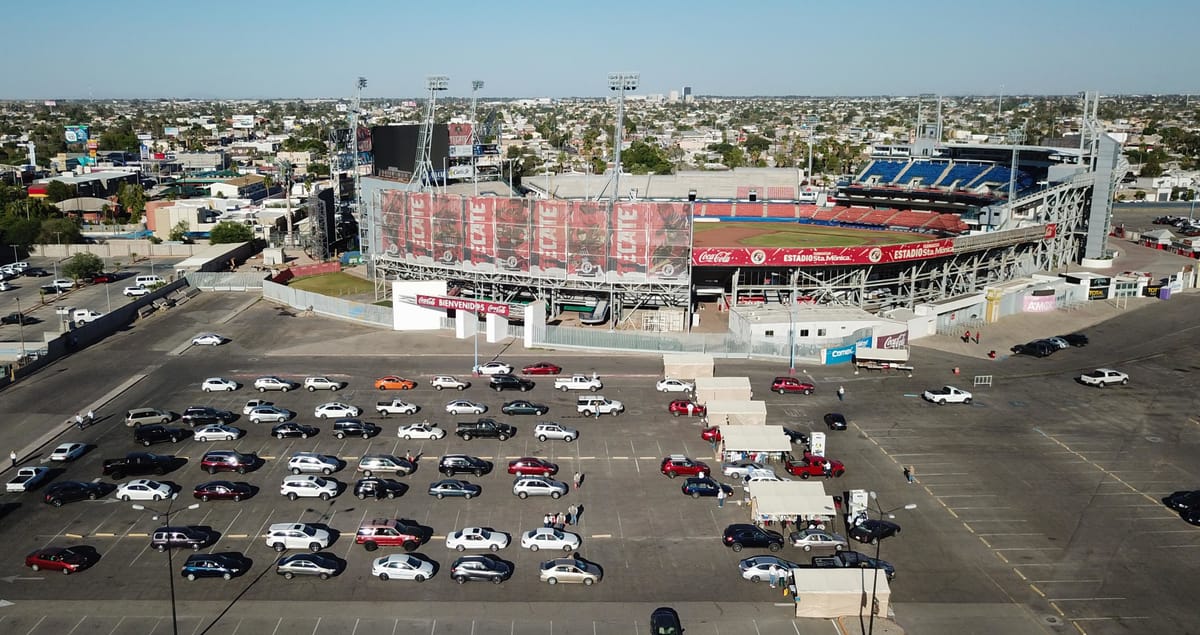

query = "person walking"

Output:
[[837, 386, 845, 402], [8, 450, 15, 468], [823, 460, 832, 479], [686, 402, 694, 417], [74, 412, 83, 428], [567, 504, 578, 525], [573, 471, 583, 489], [768, 565, 779, 589], [905, 465, 915, 484], [717, 487, 726, 508], [86, 409, 95, 424], [543, 513, 552, 528]]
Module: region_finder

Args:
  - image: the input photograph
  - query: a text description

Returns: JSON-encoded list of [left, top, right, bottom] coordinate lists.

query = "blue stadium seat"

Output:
[[936, 163, 989, 188], [857, 160, 907, 184], [894, 162, 947, 187]]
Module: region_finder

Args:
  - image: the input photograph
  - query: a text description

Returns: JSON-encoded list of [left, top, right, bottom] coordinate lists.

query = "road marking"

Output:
[[590, 534, 612, 538], [1047, 597, 1127, 602], [976, 533, 1044, 537], [1069, 617, 1150, 621], [992, 547, 1061, 551], [127, 533, 148, 537], [1029, 584, 1045, 597], [1030, 579, 1102, 584]]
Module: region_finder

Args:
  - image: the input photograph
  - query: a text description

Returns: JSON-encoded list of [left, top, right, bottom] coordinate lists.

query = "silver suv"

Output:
[[512, 476, 569, 499], [356, 454, 415, 478], [254, 376, 298, 392], [287, 452, 341, 475], [280, 475, 339, 501], [533, 422, 578, 443]]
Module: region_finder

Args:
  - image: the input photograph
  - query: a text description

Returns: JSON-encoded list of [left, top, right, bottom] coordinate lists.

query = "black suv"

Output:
[[722, 523, 784, 552], [151, 526, 214, 551], [455, 418, 517, 441], [332, 418, 381, 439], [103, 453, 175, 479], [135, 425, 190, 446], [354, 477, 408, 500], [1011, 340, 1057, 357], [43, 481, 107, 506], [438, 454, 493, 477], [489, 374, 534, 392], [1, 312, 37, 325], [181, 406, 237, 427]]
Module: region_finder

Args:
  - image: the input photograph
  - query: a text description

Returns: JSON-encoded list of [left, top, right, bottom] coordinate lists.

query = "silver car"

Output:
[[533, 422, 578, 443], [512, 476, 569, 499], [288, 452, 341, 475], [446, 400, 487, 415], [722, 460, 770, 480], [789, 528, 848, 552]]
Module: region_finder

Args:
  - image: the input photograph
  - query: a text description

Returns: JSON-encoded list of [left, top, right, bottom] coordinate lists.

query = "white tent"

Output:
[[788, 569, 890, 618], [695, 376, 752, 403], [704, 400, 767, 426], [747, 481, 837, 521], [721, 425, 791, 452], [662, 353, 714, 379]]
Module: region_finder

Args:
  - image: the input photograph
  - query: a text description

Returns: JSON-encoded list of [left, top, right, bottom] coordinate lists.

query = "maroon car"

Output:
[[660, 455, 710, 479], [784, 453, 845, 479], [669, 399, 706, 417], [772, 377, 816, 395], [507, 457, 559, 476], [26, 547, 97, 574], [521, 362, 562, 375], [193, 480, 253, 502], [701, 426, 722, 443], [89, 272, 118, 284]]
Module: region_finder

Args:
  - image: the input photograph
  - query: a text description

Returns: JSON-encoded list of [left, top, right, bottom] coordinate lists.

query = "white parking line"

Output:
[[65, 616, 88, 635], [1030, 579, 1102, 584], [47, 511, 87, 545], [22, 616, 46, 635], [1046, 596, 1126, 602]]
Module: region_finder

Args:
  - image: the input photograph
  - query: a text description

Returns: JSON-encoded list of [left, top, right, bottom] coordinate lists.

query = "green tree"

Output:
[[209, 221, 254, 244], [46, 180, 74, 203], [117, 183, 147, 222], [620, 141, 673, 175], [169, 220, 192, 243], [62, 252, 103, 281], [99, 123, 140, 155]]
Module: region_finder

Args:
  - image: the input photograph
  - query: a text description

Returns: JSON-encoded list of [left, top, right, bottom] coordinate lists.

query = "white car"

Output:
[[0, 280, 11, 291], [445, 400, 487, 415], [520, 527, 581, 552], [280, 475, 339, 501], [533, 422, 578, 443], [202, 377, 239, 392], [193, 424, 244, 442], [398, 423, 447, 440], [254, 376, 298, 392], [739, 555, 802, 583], [248, 406, 292, 424], [745, 473, 790, 484], [288, 452, 341, 475], [243, 399, 273, 415], [122, 285, 150, 297], [314, 402, 361, 419], [431, 375, 470, 391], [191, 333, 226, 346], [722, 460, 770, 480], [303, 376, 344, 391], [263, 523, 332, 552], [445, 527, 510, 552], [114, 479, 174, 502], [475, 361, 514, 376], [372, 553, 435, 582], [49, 442, 87, 462], [656, 378, 695, 393], [47, 278, 75, 291]]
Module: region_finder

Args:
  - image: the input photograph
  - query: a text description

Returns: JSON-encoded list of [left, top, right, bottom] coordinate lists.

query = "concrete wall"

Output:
[[34, 241, 202, 259]]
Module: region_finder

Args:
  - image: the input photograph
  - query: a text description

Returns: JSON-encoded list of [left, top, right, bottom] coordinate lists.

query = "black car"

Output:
[[722, 523, 784, 552], [1163, 490, 1200, 512], [354, 477, 408, 500], [22, 267, 50, 277], [151, 526, 214, 551], [332, 418, 380, 439], [650, 607, 683, 635], [181, 553, 246, 581], [1, 312, 37, 325], [450, 554, 512, 584], [181, 406, 237, 426], [1183, 509, 1200, 527], [848, 519, 901, 545], [501, 400, 549, 416], [823, 413, 848, 431], [681, 476, 732, 498], [272, 422, 319, 439], [438, 454, 493, 477], [1010, 340, 1057, 357], [43, 481, 106, 506], [102, 452, 176, 479], [489, 374, 534, 392], [1056, 333, 1089, 347], [134, 424, 190, 446], [782, 427, 809, 445]]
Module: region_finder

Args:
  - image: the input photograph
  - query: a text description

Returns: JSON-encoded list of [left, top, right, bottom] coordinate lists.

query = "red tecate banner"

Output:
[[380, 189, 408, 258], [430, 193, 464, 266], [532, 199, 569, 274], [691, 239, 956, 267], [494, 197, 532, 273], [463, 196, 497, 272], [567, 200, 610, 279], [610, 201, 651, 277], [406, 192, 434, 262], [416, 294, 510, 317], [647, 202, 691, 281], [447, 123, 473, 146]]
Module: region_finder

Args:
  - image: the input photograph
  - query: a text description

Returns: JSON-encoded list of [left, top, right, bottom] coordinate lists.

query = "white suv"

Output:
[[254, 376, 298, 392], [287, 452, 341, 475], [264, 523, 332, 552], [431, 375, 470, 391], [304, 376, 344, 391], [512, 476, 569, 499], [534, 422, 578, 443], [576, 395, 625, 416], [280, 475, 339, 501]]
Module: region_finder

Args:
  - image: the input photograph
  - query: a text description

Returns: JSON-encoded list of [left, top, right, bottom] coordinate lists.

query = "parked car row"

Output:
[[1011, 332, 1089, 357]]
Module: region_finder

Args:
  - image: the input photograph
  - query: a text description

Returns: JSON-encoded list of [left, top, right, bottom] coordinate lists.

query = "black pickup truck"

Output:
[[455, 418, 516, 441], [102, 452, 176, 479], [809, 551, 895, 580]]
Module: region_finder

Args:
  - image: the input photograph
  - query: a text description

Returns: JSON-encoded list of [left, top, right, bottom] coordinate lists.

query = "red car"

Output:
[[89, 273, 117, 284], [784, 453, 845, 479], [772, 377, 815, 395], [669, 399, 706, 417], [660, 455, 710, 479], [374, 375, 417, 390], [193, 480, 253, 502], [507, 457, 559, 476], [26, 547, 97, 574], [701, 426, 722, 443], [521, 362, 562, 375]]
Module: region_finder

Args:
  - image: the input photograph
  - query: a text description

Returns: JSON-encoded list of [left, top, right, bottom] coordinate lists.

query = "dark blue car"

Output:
[[428, 479, 482, 499], [181, 553, 245, 580], [681, 477, 732, 498]]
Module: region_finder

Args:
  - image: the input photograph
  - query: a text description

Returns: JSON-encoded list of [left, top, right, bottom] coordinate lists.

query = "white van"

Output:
[[134, 275, 165, 287]]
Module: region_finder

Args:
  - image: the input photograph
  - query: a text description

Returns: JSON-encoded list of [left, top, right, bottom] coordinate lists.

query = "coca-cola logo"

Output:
[[877, 332, 908, 349], [696, 250, 736, 264]]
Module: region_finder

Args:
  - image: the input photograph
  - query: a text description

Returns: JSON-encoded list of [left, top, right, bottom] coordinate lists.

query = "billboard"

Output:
[[372, 125, 449, 181], [448, 123, 473, 146], [448, 165, 474, 178], [232, 115, 255, 129], [494, 197, 532, 272], [691, 239, 955, 268], [430, 194, 464, 266], [449, 145, 474, 158], [64, 125, 89, 143], [567, 200, 610, 279], [532, 200, 569, 276], [610, 202, 651, 279], [164, 127, 180, 138], [463, 196, 498, 273], [406, 192, 434, 262], [380, 190, 408, 258], [647, 202, 691, 281]]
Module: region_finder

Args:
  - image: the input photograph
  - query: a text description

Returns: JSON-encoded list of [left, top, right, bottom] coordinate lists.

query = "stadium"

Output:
[[359, 104, 1125, 357]]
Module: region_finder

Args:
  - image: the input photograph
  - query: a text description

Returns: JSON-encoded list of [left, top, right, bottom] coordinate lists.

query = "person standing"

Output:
[[905, 465, 915, 483], [8, 449, 15, 468], [686, 402, 694, 417], [768, 565, 779, 589], [823, 460, 832, 479], [837, 385, 845, 402], [543, 513, 552, 528], [573, 471, 582, 489], [567, 504, 578, 525], [717, 487, 726, 508]]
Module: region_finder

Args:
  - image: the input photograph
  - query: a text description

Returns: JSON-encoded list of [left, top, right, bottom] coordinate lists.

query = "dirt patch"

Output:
[[692, 222, 928, 248]]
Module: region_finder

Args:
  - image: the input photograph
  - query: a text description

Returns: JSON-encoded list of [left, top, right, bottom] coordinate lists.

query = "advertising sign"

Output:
[[1022, 294, 1057, 312], [136, 132, 152, 141], [567, 200, 609, 279], [1043, 223, 1058, 240], [494, 197, 532, 272], [810, 431, 827, 458], [448, 123, 473, 146], [416, 294, 510, 317], [463, 196, 497, 272], [532, 199, 569, 275], [380, 190, 408, 258], [140, 144, 149, 161], [64, 125, 89, 143], [448, 165, 474, 178], [164, 127, 180, 138], [475, 144, 501, 156], [823, 343, 857, 365], [610, 202, 650, 278], [647, 202, 691, 281], [691, 239, 955, 267], [232, 115, 255, 129], [430, 194, 463, 266], [449, 145, 474, 158], [875, 331, 908, 350], [406, 192, 434, 262]]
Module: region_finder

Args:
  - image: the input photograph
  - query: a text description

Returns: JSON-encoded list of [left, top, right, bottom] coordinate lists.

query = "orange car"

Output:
[[374, 375, 416, 390]]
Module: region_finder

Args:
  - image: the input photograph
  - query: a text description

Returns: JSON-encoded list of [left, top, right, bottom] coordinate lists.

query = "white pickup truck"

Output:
[[1079, 368, 1129, 387], [376, 398, 419, 416], [922, 386, 973, 405], [6, 466, 50, 492], [73, 309, 104, 325], [554, 374, 603, 392], [431, 375, 470, 391]]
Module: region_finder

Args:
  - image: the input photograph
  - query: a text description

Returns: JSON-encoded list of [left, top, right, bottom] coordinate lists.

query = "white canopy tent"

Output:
[[787, 569, 890, 618], [662, 353, 714, 379], [694, 376, 752, 403], [747, 481, 837, 525], [704, 400, 767, 426]]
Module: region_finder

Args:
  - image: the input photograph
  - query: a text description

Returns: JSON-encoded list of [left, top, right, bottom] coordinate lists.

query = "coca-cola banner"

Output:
[[463, 196, 497, 272], [692, 239, 955, 268], [406, 192, 434, 263], [648, 202, 691, 281], [379, 189, 408, 259], [532, 200, 569, 275], [567, 200, 609, 279], [875, 331, 908, 350], [610, 201, 651, 278], [493, 197, 532, 273], [417, 294, 509, 317], [430, 194, 464, 267]]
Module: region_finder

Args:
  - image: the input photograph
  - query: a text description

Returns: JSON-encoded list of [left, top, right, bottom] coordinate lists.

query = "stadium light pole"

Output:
[[471, 81, 484, 197], [805, 115, 820, 186], [863, 494, 917, 635], [607, 72, 639, 203], [1007, 125, 1025, 213], [132, 501, 200, 635]]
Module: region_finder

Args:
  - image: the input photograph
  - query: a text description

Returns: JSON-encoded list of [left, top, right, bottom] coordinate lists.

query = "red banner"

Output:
[[406, 192, 434, 262], [380, 190, 407, 258], [567, 200, 609, 279], [647, 202, 691, 281], [416, 294, 510, 317], [431, 194, 463, 266], [532, 199, 569, 274], [463, 196, 497, 272], [494, 198, 531, 273], [691, 239, 955, 267], [1043, 223, 1057, 240], [610, 202, 650, 277], [448, 123, 473, 146]]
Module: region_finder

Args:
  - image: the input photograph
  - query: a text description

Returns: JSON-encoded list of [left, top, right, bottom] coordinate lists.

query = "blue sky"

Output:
[[6, 0, 1198, 99]]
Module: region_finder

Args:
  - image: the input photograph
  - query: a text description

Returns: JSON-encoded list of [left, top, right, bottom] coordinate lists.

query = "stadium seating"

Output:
[[764, 203, 799, 218], [767, 186, 796, 200], [736, 186, 765, 200], [857, 160, 907, 184], [976, 166, 1035, 195], [694, 202, 734, 217], [894, 162, 948, 188], [860, 210, 900, 227], [936, 163, 990, 188]]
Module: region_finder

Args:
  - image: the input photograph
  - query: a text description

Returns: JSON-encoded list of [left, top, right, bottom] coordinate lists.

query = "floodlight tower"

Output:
[[412, 75, 449, 190], [606, 72, 639, 202], [1007, 124, 1025, 205], [351, 77, 370, 274], [471, 80, 484, 196]]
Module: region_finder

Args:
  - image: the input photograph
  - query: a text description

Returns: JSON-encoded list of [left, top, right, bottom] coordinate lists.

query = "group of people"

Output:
[[73, 410, 95, 430], [543, 504, 583, 529]]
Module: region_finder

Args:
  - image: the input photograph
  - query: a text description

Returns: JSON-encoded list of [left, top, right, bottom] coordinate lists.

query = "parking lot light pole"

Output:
[[866, 493, 917, 635], [14, 297, 25, 359], [132, 502, 200, 635]]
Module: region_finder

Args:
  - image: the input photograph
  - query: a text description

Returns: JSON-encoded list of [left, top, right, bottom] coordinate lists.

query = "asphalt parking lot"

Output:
[[0, 290, 1198, 634]]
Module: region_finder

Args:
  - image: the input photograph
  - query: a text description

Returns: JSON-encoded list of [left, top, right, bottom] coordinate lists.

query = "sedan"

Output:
[[722, 460, 770, 480], [445, 400, 487, 415], [374, 375, 416, 390], [314, 402, 361, 419], [539, 557, 601, 585], [249, 406, 292, 424], [476, 361, 514, 376], [823, 413, 848, 430], [790, 528, 848, 552], [201, 377, 239, 392], [276, 552, 341, 580], [849, 519, 902, 545], [272, 422, 319, 439], [656, 378, 695, 393], [451, 554, 512, 584], [521, 362, 562, 375], [193, 481, 253, 502], [181, 553, 245, 581], [501, 400, 549, 416], [26, 547, 97, 575], [428, 479, 481, 499], [191, 333, 226, 346], [446, 527, 509, 552], [372, 553, 434, 582], [115, 479, 174, 502], [192, 424, 244, 442], [43, 481, 106, 506], [507, 457, 559, 477], [521, 527, 581, 552], [739, 555, 802, 583], [397, 423, 446, 440], [49, 442, 88, 462], [668, 399, 706, 417], [1163, 490, 1200, 513]]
